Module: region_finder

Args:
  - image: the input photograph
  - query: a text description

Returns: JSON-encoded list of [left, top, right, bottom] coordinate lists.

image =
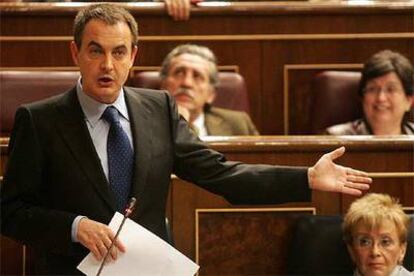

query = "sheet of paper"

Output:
[[77, 212, 199, 276]]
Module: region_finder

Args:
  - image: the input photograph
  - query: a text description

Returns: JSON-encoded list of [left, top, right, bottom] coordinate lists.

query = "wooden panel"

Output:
[[1, 2, 413, 134], [286, 66, 361, 134], [0, 236, 24, 276], [195, 208, 315, 275]]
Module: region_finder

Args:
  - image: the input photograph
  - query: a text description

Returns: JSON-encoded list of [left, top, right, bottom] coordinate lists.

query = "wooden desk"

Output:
[[167, 135, 414, 265], [1, 1, 413, 134]]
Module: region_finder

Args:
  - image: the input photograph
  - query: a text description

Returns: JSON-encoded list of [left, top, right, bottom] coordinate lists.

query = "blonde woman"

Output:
[[343, 193, 412, 276]]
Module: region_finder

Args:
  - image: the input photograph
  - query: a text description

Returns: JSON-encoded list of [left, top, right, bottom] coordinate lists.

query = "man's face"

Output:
[[70, 19, 138, 104], [161, 53, 215, 121]]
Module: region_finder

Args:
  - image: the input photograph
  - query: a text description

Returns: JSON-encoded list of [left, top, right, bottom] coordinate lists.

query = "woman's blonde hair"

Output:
[[343, 193, 409, 245]]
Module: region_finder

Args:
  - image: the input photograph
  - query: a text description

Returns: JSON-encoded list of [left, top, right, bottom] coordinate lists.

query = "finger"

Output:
[[325, 146, 345, 161], [344, 181, 370, 191], [174, 0, 183, 19], [346, 174, 372, 185], [182, 0, 190, 20], [102, 236, 117, 261], [165, 0, 173, 16], [176, 0, 187, 21], [91, 244, 103, 261], [341, 186, 363, 196], [346, 167, 370, 177], [114, 238, 126, 253], [97, 243, 108, 260], [109, 245, 118, 261], [171, 1, 181, 21], [179, 7, 190, 21]]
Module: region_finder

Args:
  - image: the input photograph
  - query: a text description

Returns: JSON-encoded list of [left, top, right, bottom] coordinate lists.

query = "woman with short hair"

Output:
[[343, 193, 412, 276]]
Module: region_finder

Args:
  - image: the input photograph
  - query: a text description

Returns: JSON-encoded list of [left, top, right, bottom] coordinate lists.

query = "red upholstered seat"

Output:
[[129, 71, 251, 113], [1, 70, 251, 137], [310, 71, 363, 134], [0, 71, 80, 137]]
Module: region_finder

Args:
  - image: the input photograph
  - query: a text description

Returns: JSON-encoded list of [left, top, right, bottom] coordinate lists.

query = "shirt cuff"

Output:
[[71, 215, 87, 242]]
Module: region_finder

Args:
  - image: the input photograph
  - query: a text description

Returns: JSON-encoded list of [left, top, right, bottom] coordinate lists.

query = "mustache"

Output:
[[174, 88, 194, 100]]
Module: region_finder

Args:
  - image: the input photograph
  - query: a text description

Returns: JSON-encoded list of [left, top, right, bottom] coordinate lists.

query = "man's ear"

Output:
[[129, 45, 138, 68], [70, 41, 79, 66], [206, 87, 217, 104]]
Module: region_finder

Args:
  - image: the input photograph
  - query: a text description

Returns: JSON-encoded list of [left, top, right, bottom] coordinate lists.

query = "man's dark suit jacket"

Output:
[[1, 87, 310, 275]]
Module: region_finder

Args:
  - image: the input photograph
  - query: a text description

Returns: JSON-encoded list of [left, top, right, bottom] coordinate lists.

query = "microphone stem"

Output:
[[96, 214, 128, 276], [96, 197, 136, 276]]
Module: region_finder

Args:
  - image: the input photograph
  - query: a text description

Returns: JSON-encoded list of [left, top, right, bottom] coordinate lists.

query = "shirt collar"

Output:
[[76, 78, 130, 128], [193, 112, 208, 136], [354, 266, 406, 276]]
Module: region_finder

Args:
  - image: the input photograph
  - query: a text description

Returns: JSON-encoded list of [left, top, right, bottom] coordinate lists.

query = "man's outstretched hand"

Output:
[[308, 147, 372, 196]]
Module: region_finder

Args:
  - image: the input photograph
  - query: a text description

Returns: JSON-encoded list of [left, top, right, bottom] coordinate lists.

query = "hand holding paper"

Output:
[[77, 212, 199, 276]]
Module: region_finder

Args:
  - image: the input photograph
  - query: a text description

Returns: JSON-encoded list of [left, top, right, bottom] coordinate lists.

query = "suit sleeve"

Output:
[[1, 107, 77, 254], [167, 95, 311, 205]]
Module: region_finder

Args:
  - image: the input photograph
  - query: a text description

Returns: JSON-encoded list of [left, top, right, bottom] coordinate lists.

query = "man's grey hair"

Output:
[[160, 44, 218, 87]]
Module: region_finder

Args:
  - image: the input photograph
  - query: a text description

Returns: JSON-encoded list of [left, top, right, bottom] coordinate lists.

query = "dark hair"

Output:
[[159, 44, 218, 87], [73, 4, 138, 49], [359, 50, 413, 97]]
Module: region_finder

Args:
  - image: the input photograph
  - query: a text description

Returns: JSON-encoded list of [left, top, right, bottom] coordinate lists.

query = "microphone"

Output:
[[96, 197, 137, 276]]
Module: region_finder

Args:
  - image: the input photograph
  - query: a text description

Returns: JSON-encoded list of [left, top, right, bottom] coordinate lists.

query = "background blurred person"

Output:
[[325, 50, 413, 135], [160, 44, 259, 136], [343, 193, 412, 276]]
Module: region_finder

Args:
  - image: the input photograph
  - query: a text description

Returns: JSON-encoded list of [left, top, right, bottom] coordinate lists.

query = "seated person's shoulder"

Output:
[[324, 119, 366, 135], [404, 121, 414, 135], [207, 106, 259, 135], [209, 106, 249, 118]]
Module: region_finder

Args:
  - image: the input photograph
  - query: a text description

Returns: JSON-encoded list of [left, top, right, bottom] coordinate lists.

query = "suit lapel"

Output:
[[54, 88, 116, 211], [124, 87, 152, 203]]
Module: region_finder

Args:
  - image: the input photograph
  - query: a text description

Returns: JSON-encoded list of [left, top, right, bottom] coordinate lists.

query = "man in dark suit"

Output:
[[0, 4, 371, 275], [160, 44, 259, 136]]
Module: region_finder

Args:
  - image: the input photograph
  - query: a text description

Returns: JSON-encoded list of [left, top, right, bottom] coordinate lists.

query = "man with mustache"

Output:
[[160, 44, 259, 136]]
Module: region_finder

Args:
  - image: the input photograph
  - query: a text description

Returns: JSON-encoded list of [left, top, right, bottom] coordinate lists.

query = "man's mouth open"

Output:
[[98, 76, 114, 87]]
